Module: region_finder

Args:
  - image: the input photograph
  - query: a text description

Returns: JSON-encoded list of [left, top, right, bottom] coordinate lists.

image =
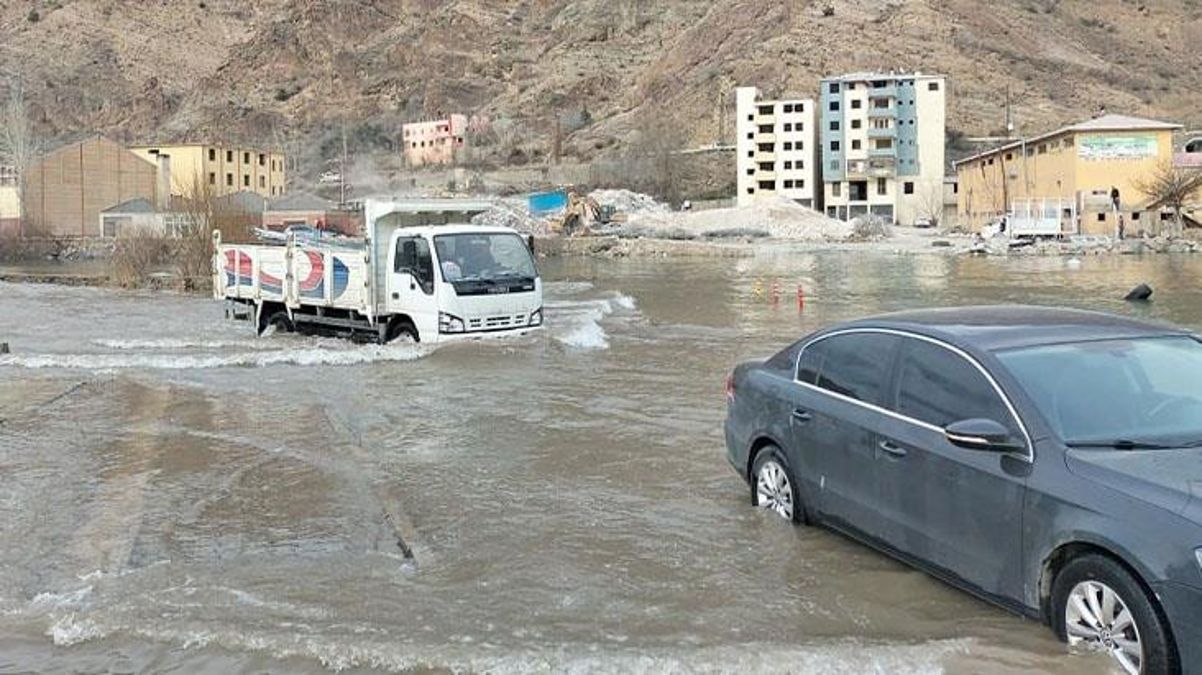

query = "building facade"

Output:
[[129, 144, 286, 200], [734, 87, 819, 208], [25, 137, 159, 237], [955, 114, 1185, 236], [0, 165, 18, 235], [402, 115, 468, 168], [819, 72, 946, 226], [263, 192, 362, 235]]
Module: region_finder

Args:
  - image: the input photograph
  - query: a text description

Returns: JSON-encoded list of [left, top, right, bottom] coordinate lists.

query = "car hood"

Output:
[[1067, 448, 1202, 519]]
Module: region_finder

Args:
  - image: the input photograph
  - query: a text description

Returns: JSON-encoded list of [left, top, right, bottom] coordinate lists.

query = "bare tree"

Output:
[[1135, 160, 1202, 237], [915, 182, 946, 229], [0, 83, 41, 235]]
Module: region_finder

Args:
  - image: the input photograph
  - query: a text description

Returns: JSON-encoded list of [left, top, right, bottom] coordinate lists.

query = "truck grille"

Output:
[[467, 314, 526, 331]]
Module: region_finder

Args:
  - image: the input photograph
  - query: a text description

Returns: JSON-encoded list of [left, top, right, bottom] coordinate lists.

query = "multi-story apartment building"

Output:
[[819, 72, 946, 225], [402, 115, 468, 168], [735, 87, 819, 208], [129, 144, 287, 199]]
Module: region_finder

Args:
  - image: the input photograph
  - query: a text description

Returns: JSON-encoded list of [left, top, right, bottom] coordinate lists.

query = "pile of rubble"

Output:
[[589, 189, 670, 217], [471, 198, 550, 235], [622, 195, 853, 242]]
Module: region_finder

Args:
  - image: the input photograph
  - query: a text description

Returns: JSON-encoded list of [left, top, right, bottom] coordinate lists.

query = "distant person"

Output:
[[998, 215, 1007, 235], [1117, 214, 1126, 241]]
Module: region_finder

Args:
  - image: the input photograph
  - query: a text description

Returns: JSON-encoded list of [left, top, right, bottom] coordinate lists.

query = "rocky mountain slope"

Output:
[[2, 0, 1200, 173]]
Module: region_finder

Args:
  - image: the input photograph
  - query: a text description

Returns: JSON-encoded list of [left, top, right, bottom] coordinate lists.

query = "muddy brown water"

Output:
[[4, 250, 1198, 674]]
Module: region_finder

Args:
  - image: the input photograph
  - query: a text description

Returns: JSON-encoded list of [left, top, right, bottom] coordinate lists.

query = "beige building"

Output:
[[402, 115, 467, 167], [24, 137, 159, 237], [820, 72, 947, 226], [129, 143, 286, 199], [0, 165, 18, 235], [735, 87, 819, 208], [955, 114, 1185, 235]]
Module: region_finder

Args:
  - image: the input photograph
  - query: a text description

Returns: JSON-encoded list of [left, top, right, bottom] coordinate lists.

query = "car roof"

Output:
[[831, 305, 1192, 352]]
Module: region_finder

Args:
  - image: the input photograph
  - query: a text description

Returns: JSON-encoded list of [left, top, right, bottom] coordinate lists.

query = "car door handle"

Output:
[[791, 408, 812, 424], [878, 440, 908, 458]]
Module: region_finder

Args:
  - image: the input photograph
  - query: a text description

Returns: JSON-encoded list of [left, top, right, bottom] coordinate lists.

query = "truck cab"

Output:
[[368, 199, 543, 343]]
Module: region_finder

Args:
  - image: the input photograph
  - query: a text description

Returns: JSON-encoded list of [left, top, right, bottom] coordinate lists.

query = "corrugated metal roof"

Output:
[[954, 114, 1184, 167]]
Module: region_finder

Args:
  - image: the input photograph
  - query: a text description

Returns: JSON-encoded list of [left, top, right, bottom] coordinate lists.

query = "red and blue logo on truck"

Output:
[[298, 251, 350, 300]]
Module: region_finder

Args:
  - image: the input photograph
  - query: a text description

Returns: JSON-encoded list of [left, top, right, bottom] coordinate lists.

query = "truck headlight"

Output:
[[439, 312, 465, 333], [528, 308, 543, 327]]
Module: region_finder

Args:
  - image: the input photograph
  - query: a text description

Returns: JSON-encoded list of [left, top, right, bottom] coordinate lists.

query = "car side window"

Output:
[[895, 338, 1018, 435], [800, 333, 899, 407], [394, 237, 434, 295]]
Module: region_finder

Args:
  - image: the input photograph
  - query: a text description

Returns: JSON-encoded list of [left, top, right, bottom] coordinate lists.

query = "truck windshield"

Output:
[[997, 336, 1202, 448], [433, 233, 536, 283]]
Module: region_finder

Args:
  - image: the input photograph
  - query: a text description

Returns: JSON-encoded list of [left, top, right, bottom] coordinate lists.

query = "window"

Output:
[[1097, 213, 1107, 222], [226, 150, 233, 162], [758, 181, 774, 190], [895, 338, 1016, 434], [797, 332, 900, 406], [829, 83, 840, 94], [784, 123, 793, 132], [758, 162, 773, 171], [1005, 152, 1013, 161], [830, 121, 840, 131], [1132, 211, 1141, 221], [876, 178, 887, 195], [829, 101, 840, 111], [243, 152, 250, 163], [928, 82, 940, 91], [208, 148, 216, 161], [797, 179, 805, 188], [903, 182, 914, 194], [875, 138, 893, 150], [873, 98, 890, 108], [747, 132, 754, 140], [784, 180, 794, 188], [259, 175, 266, 188], [851, 140, 861, 150], [758, 143, 773, 152], [757, 105, 773, 115], [794, 122, 804, 131], [830, 160, 839, 171], [243, 174, 250, 187], [226, 173, 234, 186], [783, 142, 793, 150], [747, 151, 754, 158], [208, 172, 216, 185], [784, 161, 793, 169], [747, 188, 755, 194], [1038, 144, 1048, 155], [746, 168, 754, 176], [830, 141, 841, 151], [988, 158, 995, 165], [747, 114, 753, 122], [851, 119, 862, 129], [394, 237, 435, 294], [259, 153, 266, 166], [758, 124, 773, 133], [832, 182, 842, 197], [851, 99, 862, 109], [783, 104, 793, 113]]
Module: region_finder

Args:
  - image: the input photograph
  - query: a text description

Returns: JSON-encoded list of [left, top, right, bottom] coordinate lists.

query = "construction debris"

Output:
[[622, 196, 853, 242]]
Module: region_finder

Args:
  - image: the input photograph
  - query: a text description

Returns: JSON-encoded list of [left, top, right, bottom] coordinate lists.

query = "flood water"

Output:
[[3, 249, 1200, 674]]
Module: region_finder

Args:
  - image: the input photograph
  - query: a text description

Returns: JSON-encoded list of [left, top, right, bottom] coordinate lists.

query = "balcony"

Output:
[[846, 158, 896, 178], [868, 84, 898, 99], [868, 106, 896, 118], [867, 125, 897, 139], [868, 146, 897, 158], [754, 132, 777, 143]]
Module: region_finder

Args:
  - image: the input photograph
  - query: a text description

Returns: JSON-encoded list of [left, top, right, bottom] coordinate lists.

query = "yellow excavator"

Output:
[[548, 191, 614, 236]]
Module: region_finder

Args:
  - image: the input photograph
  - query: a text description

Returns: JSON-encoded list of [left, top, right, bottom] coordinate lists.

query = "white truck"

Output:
[[212, 198, 543, 343]]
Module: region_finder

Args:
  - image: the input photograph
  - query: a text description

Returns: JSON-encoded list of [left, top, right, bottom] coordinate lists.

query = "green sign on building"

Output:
[[1078, 134, 1158, 161]]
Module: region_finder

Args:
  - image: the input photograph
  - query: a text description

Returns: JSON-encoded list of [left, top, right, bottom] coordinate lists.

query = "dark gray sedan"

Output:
[[724, 306, 1202, 675]]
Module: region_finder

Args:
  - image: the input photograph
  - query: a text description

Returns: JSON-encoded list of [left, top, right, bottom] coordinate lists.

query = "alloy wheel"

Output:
[[1065, 580, 1143, 675], [755, 460, 794, 520]]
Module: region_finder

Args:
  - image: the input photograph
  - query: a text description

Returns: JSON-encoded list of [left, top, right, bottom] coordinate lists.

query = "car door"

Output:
[[791, 331, 902, 538], [874, 335, 1029, 600], [389, 235, 440, 339]]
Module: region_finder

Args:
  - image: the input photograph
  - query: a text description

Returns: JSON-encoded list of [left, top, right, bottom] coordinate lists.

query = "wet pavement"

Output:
[[4, 249, 1198, 673]]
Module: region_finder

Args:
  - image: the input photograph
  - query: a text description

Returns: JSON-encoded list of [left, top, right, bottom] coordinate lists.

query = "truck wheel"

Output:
[[387, 320, 419, 344], [261, 310, 293, 335]]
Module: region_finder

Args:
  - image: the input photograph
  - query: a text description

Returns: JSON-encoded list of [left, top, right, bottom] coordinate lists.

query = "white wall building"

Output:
[[819, 72, 946, 225], [735, 87, 819, 209]]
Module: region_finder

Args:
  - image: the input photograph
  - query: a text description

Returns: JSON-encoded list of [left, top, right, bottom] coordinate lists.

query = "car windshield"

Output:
[[433, 233, 536, 282], [997, 336, 1202, 447]]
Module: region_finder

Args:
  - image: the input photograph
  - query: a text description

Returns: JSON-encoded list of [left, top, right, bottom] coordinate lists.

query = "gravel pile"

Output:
[[624, 195, 852, 242], [589, 189, 670, 216], [471, 198, 551, 235]]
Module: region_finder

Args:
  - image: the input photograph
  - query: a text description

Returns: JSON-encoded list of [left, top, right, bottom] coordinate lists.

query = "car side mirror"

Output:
[[944, 418, 1023, 452]]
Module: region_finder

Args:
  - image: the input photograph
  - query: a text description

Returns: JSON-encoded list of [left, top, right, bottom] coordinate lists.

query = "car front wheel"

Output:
[[750, 447, 803, 524], [1052, 554, 1176, 675]]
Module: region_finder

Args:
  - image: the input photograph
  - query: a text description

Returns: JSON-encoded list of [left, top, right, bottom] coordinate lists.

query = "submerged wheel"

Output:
[[1052, 554, 1175, 675], [386, 320, 419, 344], [750, 446, 803, 524]]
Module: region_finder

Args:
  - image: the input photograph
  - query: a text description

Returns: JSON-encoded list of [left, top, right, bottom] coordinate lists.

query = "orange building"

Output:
[[402, 115, 467, 167]]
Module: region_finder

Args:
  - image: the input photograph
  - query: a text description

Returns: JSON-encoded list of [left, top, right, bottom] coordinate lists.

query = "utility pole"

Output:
[[340, 122, 348, 207]]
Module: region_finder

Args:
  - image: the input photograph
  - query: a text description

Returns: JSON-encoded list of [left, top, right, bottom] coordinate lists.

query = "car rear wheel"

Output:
[[751, 447, 803, 524], [1052, 554, 1175, 675]]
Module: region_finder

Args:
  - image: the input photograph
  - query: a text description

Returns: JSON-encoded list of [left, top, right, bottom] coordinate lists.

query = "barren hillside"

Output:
[[2, 0, 1200, 175]]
